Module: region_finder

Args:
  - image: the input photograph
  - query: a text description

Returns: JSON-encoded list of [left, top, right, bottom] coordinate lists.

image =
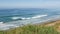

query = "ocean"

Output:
[[0, 8, 60, 30]]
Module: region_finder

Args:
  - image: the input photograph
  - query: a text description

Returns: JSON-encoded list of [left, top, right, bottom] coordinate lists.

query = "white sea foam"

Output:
[[0, 22, 10, 30], [12, 17, 31, 20], [26, 18, 31, 19], [31, 15, 47, 19], [0, 22, 4, 24], [0, 22, 19, 30], [0, 22, 6, 26], [21, 18, 26, 20], [12, 17, 21, 20]]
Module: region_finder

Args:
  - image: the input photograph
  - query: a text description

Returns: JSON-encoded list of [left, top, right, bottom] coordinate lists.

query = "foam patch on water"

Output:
[[11, 17, 30, 20], [0, 22, 4, 24], [12, 17, 21, 20], [0, 22, 20, 30], [31, 15, 47, 19]]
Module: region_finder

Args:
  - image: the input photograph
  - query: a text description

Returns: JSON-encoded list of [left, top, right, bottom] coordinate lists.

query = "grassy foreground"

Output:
[[0, 20, 60, 34]]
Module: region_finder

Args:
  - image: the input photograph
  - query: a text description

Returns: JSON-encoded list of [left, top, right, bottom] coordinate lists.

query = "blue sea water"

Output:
[[0, 8, 60, 22], [0, 8, 60, 30]]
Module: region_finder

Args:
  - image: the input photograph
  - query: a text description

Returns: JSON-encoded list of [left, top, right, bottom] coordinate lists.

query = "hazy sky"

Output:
[[0, 0, 60, 8]]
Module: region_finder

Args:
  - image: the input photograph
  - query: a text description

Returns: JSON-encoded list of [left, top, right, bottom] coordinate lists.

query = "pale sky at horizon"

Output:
[[0, 0, 60, 8]]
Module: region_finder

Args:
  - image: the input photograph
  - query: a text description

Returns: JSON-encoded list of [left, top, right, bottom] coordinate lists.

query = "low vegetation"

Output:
[[0, 20, 60, 34]]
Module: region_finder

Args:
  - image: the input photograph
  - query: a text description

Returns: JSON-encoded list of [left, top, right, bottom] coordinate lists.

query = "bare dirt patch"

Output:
[[45, 20, 60, 27]]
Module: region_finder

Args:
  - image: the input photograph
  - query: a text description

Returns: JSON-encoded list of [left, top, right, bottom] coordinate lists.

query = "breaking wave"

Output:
[[11, 15, 47, 20], [11, 17, 31, 20], [31, 15, 47, 19]]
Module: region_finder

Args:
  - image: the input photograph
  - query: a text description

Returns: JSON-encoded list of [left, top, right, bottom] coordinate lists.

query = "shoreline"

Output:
[[0, 18, 60, 34], [0, 16, 60, 31], [0, 18, 60, 31], [0, 19, 60, 34], [0, 15, 60, 31]]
